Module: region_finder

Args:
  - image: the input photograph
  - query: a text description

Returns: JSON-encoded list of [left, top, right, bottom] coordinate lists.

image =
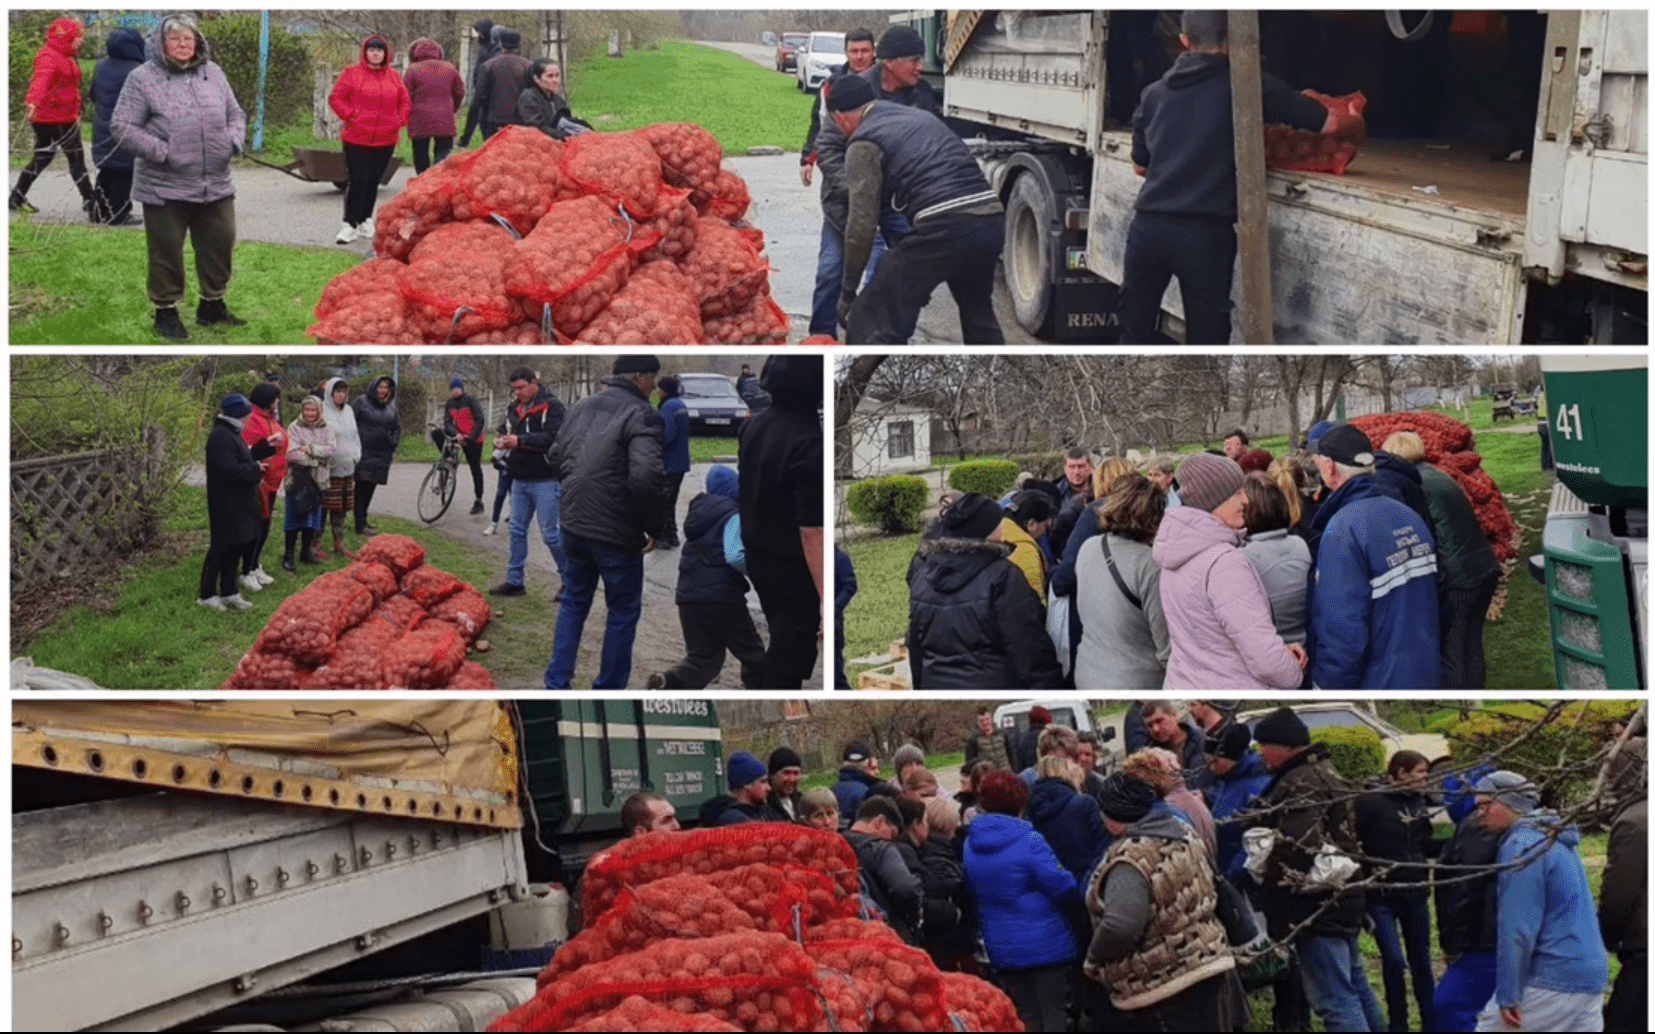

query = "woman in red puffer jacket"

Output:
[[328, 34, 411, 246], [11, 18, 98, 217]]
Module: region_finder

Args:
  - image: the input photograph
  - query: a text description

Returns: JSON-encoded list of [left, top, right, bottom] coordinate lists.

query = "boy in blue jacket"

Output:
[[1473, 770, 1608, 1032]]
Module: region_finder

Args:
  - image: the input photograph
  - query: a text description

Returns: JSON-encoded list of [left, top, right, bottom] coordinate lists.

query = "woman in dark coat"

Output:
[[200, 395, 266, 611], [517, 59, 590, 140], [90, 27, 146, 224], [907, 493, 1063, 689], [403, 38, 465, 173], [350, 375, 399, 534]]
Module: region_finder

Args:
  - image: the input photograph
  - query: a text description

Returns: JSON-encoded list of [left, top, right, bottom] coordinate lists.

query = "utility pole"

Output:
[[1229, 11, 1275, 343]]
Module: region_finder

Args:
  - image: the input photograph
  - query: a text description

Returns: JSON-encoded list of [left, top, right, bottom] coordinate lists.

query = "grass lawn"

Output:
[[840, 531, 921, 685], [8, 221, 359, 344], [566, 40, 813, 153], [17, 485, 553, 689]]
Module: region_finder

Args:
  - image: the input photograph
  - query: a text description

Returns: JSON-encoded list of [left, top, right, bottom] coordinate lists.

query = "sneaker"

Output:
[[483, 522, 498, 536], [197, 595, 229, 611], [336, 221, 357, 244], [645, 673, 667, 689], [221, 593, 255, 610], [489, 581, 527, 597], [197, 298, 246, 327], [252, 567, 275, 586], [360, 215, 376, 239], [154, 306, 189, 341], [239, 573, 264, 594], [470, 500, 485, 515]]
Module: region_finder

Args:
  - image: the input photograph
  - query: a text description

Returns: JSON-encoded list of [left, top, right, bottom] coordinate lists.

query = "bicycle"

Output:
[[418, 428, 460, 523]]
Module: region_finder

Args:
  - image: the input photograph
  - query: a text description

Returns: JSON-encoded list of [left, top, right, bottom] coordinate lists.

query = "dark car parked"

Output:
[[679, 373, 752, 435], [775, 31, 809, 73]]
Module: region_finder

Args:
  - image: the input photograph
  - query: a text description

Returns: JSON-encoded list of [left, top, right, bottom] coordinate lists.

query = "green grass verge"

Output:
[[8, 221, 359, 344], [18, 484, 554, 689], [841, 531, 920, 685], [567, 39, 813, 153]]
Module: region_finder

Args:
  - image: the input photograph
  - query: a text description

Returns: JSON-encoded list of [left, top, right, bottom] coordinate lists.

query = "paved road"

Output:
[[16, 40, 1037, 345], [186, 459, 822, 690]]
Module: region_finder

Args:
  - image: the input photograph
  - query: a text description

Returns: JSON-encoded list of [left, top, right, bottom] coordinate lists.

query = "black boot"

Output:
[[154, 306, 189, 340], [9, 192, 37, 213], [197, 298, 247, 327], [281, 550, 296, 573], [299, 531, 319, 565]]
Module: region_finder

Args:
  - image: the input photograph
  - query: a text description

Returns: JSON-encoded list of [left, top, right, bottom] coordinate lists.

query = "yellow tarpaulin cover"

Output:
[[12, 700, 522, 829]]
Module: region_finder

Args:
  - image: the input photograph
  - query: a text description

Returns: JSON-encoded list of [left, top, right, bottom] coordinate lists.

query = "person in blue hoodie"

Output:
[[1204, 723, 1272, 884], [963, 769, 1080, 1032], [1307, 425, 1441, 688], [831, 741, 884, 829], [1026, 755, 1107, 884], [90, 27, 146, 224], [655, 376, 690, 549], [1473, 770, 1608, 1033]]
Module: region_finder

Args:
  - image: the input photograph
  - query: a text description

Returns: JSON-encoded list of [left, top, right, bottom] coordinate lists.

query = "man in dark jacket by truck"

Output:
[[490, 368, 567, 599], [1121, 10, 1351, 344], [544, 356, 665, 689], [827, 76, 1005, 344]]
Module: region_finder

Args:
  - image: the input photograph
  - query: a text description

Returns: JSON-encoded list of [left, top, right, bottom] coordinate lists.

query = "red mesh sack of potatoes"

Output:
[[681, 218, 770, 319], [939, 972, 1024, 1032], [402, 565, 463, 609], [810, 939, 946, 1033], [251, 573, 375, 665], [581, 826, 860, 924], [506, 195, 660, 338], [372, 151, 472, 261], [541, 876, 760, 985], [638, 122, 725, 198], [432, 585, 492, 645], [1264, 91, 1366, 175], [346, 560, 401, 603], [461, 322, 546, 344], [307, 290, 426, 345], [702, 289, 788, 345], [802, 917, 903, 945], [452, 126, 578, 233], [221, 648, 314, 689], [1347, 411, 1518, 561], [447, 660, 498, 690], [383, 618, 468, 689], [493, 932, 823, 1033], [400, 222, 526, 341], [640, 186, 700, 264], [562, 130, 667, 219], [702, 169, 751, 222], [704, 864, 860, 937], [304, 618, 397, 689], [559, 996, 741, 1033], [315, 258, 407, 320], [810, 968, 873, 1033], [572, 260, 706, 345], [354, 534, 427, 579], [371, 594, 429, 636]]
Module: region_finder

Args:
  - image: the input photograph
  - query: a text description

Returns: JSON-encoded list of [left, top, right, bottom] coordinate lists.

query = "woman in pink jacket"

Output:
[[1151, 452, 1308, 689], [328, 34, 411, 245], [402, 38, 465, 174]]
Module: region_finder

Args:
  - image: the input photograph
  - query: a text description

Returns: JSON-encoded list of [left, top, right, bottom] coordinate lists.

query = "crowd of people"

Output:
[[620, 704, 1639, 1033], [896, 419, 1501, 690], [198, 357, 824, 690], [10, 16, 587, 339]]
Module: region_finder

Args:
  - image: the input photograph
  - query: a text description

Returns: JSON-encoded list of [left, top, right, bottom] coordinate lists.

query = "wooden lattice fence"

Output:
[[12, 429, 169, 593]]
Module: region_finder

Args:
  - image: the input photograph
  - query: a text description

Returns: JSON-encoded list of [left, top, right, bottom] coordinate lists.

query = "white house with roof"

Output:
[[849, 398, 934, 478]]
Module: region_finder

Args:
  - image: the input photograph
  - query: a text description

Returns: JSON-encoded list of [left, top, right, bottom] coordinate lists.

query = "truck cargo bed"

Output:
[[1334, 138, 1531, 218]]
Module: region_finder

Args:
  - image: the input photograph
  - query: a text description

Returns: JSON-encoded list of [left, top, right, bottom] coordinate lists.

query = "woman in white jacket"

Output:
[[319, 377, 362, 558]]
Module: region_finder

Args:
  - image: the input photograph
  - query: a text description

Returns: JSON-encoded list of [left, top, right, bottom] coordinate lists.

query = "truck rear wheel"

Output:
[[1004, 172, 1059, 338]]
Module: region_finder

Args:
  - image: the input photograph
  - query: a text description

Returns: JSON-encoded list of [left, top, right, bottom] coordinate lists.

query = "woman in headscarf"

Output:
[[319, 377, 361, 558], [328, 34, 411, 244], [282, 396, 335, 571]]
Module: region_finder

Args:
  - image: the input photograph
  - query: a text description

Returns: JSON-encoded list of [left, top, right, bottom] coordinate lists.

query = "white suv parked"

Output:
[[796, 32, 846, 92]]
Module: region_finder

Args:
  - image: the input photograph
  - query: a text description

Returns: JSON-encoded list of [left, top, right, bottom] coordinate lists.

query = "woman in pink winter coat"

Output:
[[402, 38, 465, 174], [1151, 453, 1308, 689], [328, 34, 411, 245]]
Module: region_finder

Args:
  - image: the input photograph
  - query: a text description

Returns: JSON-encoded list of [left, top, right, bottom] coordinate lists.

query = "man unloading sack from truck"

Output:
[[828, 73, 1005, 345], [1120, 10, 1361, 345]]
